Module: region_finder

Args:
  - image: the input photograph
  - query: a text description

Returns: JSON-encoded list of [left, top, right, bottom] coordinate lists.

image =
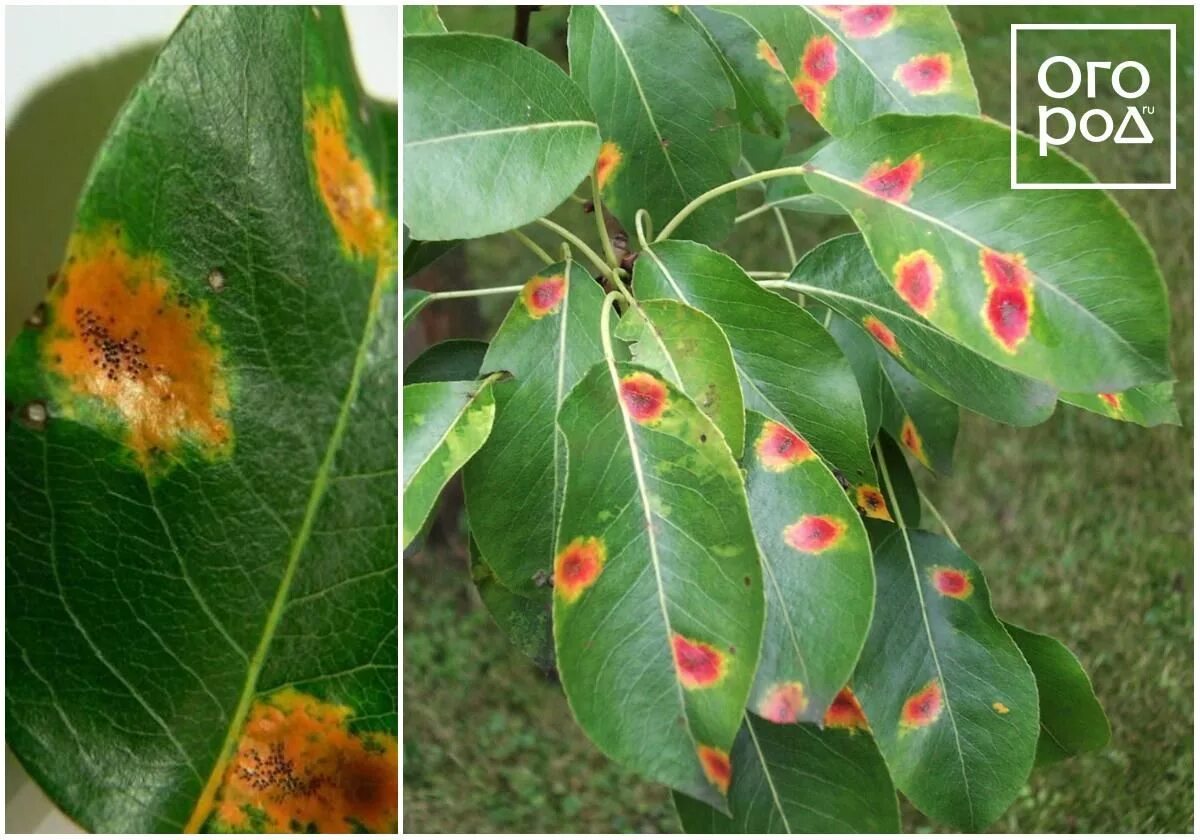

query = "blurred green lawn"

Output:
[[404, 6, 1194, 832]]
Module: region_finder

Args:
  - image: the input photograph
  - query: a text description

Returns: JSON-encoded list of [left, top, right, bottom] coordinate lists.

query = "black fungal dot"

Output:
[[699, 434, 707, 443], [743, 576, 751, 587]]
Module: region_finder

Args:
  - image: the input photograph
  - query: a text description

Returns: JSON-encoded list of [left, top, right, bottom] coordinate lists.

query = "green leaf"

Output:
[[634, 239, 881, 508], [403, 234, 459, 278], [742, 412, 874, 724], [470, 538, 555, 671], [1004, 622, 1111, 766], [1060, 382, 1181, 428], [5, 6, 398, 832], [824, 309, 883, 439], [790, 234, 1058, 427], [683, 6, 794, 138], [463, 264, 608, 596], [879, 351, 958, 474], [854, 530, 1038, 830], [734, 5, 979, 134], [873, 433, 921, 530], [403, 5, 446, 35], [403, 338, 487, 385], [404, 287, 432, 325], [403, 33, 601, 240], [804, 116, 1172, 393], [568, 5, 740, 244], [554, 361, 764, 810], [404, 378, 498, 548], [763, 145, 846, 216], [673, 714, 900, 833], [616, 299, 745, 457]]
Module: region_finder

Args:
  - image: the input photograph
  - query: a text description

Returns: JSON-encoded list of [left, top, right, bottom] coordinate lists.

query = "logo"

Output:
[[1011, 24, 1176, 190]]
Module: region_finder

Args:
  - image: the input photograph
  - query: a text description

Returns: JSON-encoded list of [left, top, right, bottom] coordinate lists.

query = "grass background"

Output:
[[403, 5, 1195, 832]]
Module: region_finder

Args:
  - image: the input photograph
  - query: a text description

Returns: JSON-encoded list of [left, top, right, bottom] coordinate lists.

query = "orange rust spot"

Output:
[[892, 250, 942, 317], [212, 688, 397, 833], [595, 141, 623, 191], [756, 420, 815, 471], [841, 5, 895, 38], [793, 76, 826, 120], [862, 154, 924, 204], [619, 371, 668, 424], [855, 485, 892, 522], [554, 536, 605, 603], [756, 39, 784, 72], [759, 682, 808, 723], [44, 227, 230, 469], [672, 633, 728, 689], [784, 515, 847, 554], [521, 274, 566, 319], [307, 90, 391, 260], [824, 687, 869, 731], [901, 679, 942, 729], [899, 417, 930, 467], [697, 745, 732, 794], [1099, 392, 1124, 415], [930, 566, 973, 599], [895, 53, 953, 95], [801, 35, 839, 86], [863, 315, 902, 357]]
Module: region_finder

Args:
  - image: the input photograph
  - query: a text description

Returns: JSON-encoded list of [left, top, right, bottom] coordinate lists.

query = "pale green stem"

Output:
[[734, 203, 775, 224], [427, 285, 524, 302], [773, 207, 798, 266], [510, 229, 554, 265], [599, 290, 623, 366], [591, 174, 621, 272], [655, 165, 810, 242], [533, 217, 626, 291], [747, 271, 790, 279], [919, 488, 961, 547], [634, 209, 654, 252]]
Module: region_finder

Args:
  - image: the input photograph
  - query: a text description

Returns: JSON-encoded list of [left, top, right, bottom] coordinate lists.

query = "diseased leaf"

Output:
[[470, 538, 554, 671], [616, 299, 745, 457], [403, 5, 446, 35], [789, 234, 1058, 427], [742, 412, 874, 725], [1060, 382, 1181, 428], [684, 6, 794, 138], [404, 378, 497, 548], [673, 713, 900, 833], [1004, 622, 1111, 767], [6, 7, 397, 832], [403, 338, 487, 385], [873, 432, 920, 530], [568, 5, 740, 244], [635, 239, 881, 511], [824, 308, 883, 439], [763, 144, 846, 216], [854, 530, 1038, 830], [463, 264, 608, 596], [879, 351, 958, 474], [805, 116, 1172, 393], [554, 362, 764, 810], [403, 33, 601, 240], [734, 5, 979, 134]]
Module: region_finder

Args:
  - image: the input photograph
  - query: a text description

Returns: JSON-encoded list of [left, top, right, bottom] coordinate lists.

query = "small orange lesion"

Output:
[[211, 687, 397, 833], [595, 141, 623, 191], [43, 226, 231, 470], [307, 89, 392, 261], [756, 39, 784, 72], [899, 417, 930, 467], [855, 484, 892, 521]]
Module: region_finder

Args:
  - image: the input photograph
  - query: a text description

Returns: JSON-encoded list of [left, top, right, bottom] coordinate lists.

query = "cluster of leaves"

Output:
[[403, 4, 1175, 832]]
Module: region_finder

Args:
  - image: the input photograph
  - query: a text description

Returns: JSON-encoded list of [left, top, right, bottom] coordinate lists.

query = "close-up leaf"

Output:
[[878, 351, 959, 474], [1059, 381, 1182, 428]]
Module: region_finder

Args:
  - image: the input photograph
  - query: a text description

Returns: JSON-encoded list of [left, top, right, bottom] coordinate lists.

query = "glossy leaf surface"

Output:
[[790, 234, 1058, 427], [403, 338, 487, 386], [1060, 382, 1181, 428], [569, 5, 739, 244], [805, 116, 1171, 393], [673, 714, 900, 833], [554, 362, 764, 810], [463, 263, 608, 596], [6, 7, 398, 832], [854, 530, 1038, 830], [403, 33, 600, 240], [742, 412, 873, 725], [879, 351, 958, 474]]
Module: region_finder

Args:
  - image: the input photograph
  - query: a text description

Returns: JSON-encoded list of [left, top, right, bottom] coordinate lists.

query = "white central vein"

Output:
[[403, 120, 596, 148]]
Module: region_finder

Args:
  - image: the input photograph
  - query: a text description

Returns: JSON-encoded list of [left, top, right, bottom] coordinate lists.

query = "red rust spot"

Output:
[[793, 77, 825, 119], [892, 250, 942, 317], [862, 154, 924, 204], [855, 485, 893, 522], [619, 371, 668, 424], [901, 679, 942, 729], [697, 745, 732, 794], [759, 682, 808, 723], [895, 53, 953, 95], [930, 566, 973, 599], [756, 420, 815, 471], [756, 39, 784, 72], [45, 227, 230, 469], [981, 249, 1032, 289], [595, 141, 623, 191], [672, 633, 728, 689], [212, 688, 397, 833], [554, 537, 605, 603], [983, 285, 1033, 353], [824, 687, 869, 731], [784, 515, 847, 554], [307, 90, 391, 261], [840, 5, 895, 38], [863, 315, 902, 357], [802, 35, 839, 86], [521, 274, 566, 319], [899, 417, 930, 467], [1099, 392, 1123, 415]]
